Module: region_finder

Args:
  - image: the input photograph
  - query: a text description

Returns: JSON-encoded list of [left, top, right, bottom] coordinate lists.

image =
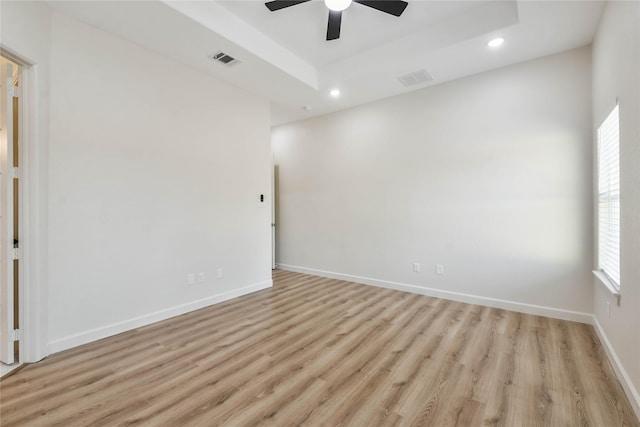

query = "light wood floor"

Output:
[[1, 270, 638, 426]]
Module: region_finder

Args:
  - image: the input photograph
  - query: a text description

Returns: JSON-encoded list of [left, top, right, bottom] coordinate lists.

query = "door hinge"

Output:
[[11, 248, 20, 260], [9, 329, 21, 342], [10, 167, 19, 179]]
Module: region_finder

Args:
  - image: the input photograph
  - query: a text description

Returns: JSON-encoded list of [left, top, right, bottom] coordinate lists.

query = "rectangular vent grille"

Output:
[[397, 69, 434, 87], [210, 51, 239, 66]]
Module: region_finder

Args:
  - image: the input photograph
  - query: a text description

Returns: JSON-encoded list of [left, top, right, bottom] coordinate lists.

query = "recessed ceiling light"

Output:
[[325, 0, 352, 12], [330, 89, 341, 98], [487, 38, 505, 48]]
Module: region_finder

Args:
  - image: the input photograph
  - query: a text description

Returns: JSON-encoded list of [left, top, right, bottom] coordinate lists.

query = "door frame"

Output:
[[1, 46, 48, 363], [1, 58, 17, 364], [271, 156, 276, 270]]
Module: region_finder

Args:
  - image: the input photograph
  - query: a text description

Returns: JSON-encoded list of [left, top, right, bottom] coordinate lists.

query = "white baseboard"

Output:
[[276, 264, 592, 324], [48, 280, 273, 354], [592, 316, 640, 421]]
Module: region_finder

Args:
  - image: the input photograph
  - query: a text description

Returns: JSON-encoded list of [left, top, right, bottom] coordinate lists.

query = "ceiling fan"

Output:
[[265, 0, 409, 41]]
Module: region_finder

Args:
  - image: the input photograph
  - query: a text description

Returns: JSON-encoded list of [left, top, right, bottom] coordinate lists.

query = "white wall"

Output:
[[45, 13, 272, 350], [1, 2, 273, 359], [273, 47, 594, 319], [591, 0, 640, 417], [0, 0, 52, 361]]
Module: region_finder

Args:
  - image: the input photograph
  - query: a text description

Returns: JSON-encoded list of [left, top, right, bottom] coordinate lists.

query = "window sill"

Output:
[[593, 270, 621, 306]]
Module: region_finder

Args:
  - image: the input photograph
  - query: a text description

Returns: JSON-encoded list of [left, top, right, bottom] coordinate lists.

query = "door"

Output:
[[0, 60, 17, 364]]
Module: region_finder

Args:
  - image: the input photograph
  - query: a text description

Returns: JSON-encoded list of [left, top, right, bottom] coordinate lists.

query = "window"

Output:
[[597, 104, 620, 290]]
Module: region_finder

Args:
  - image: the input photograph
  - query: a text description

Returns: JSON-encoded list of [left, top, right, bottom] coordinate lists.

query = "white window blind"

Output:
[[597, 104, 620, 289]]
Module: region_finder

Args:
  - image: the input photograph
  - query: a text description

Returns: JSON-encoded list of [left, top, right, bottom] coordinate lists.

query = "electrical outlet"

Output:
[[413, 262, 420, 273], [216, 268, 223, 279], [187, 273, 195, 285], [435, 264, 444, 275], [197, 272, 205, 283]]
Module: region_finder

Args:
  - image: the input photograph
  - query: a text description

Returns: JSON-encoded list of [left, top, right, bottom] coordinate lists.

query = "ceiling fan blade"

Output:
[[354, 0, 408, 17], [326, 10, 342, 40], [265, 0, 311, 12]]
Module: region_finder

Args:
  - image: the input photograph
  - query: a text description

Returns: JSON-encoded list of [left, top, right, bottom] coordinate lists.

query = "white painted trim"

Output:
[[591, 316, 640, 421], [0, 362, 23, 378], [22, 61, 49, 364], [0, 47, 48, 363], [276, 264, 592, 324], [593, 270, 621, 305], [16, 63, 27, 365], [48, 280, 272, 354]]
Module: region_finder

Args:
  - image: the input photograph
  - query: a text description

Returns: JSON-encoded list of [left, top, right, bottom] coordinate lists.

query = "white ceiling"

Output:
[[218, 1, 499, 68], [47, 0, 604, 126]]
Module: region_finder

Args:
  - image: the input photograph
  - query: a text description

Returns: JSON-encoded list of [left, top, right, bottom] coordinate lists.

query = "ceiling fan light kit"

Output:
[[265, 0, 409, 41], [325, 0, 352, 12]]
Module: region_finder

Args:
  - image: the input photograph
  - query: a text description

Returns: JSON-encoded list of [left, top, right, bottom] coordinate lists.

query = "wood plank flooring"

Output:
[[1, 270, 638, 426]]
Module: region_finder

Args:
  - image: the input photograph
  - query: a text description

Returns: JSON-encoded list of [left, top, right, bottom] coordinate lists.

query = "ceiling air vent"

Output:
[[210, 51, 239, 66], [397, 69, 434, 87]]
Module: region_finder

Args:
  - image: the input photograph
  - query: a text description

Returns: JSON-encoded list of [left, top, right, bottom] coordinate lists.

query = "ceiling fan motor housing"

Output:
[[265, 0, 409, 41]]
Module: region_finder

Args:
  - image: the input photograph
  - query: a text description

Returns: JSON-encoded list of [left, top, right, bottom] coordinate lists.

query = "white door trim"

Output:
[[0, 60, 16, 365], [1, 46, 48, 363], [271, 155, 276, 270]]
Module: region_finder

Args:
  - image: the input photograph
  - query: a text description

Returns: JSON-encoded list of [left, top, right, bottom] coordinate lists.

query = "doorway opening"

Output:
[[1, 54, 22, 373]]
